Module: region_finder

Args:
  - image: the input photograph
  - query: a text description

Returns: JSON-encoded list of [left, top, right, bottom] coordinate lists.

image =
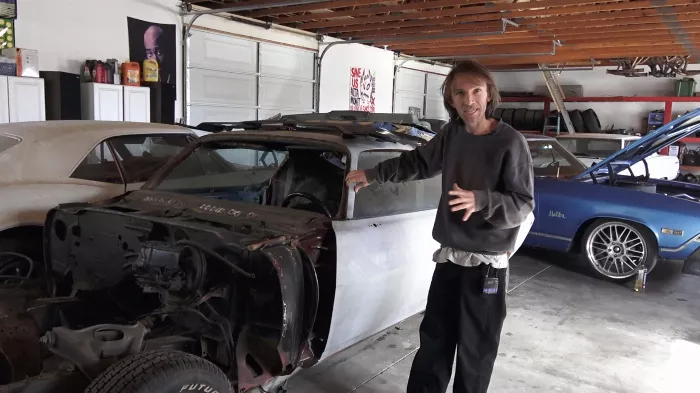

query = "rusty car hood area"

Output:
[[0, 188, 333, 392]]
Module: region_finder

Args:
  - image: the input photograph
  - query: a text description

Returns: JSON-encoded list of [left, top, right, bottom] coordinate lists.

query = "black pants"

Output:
[[406, 262, 507, 393]]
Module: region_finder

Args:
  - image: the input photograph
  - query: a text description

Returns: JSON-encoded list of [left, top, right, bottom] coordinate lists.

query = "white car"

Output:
[[556, 133, 680, 180], [0, 120, 197, 261]]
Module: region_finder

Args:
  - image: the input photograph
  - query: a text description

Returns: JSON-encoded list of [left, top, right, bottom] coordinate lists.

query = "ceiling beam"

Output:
[[315, 3, 700, 35], [332, 9, 700, 38], [653, 0, 700, 59], [455, 46, 690, 65], [385, 26, 700, 50], [271, 0, 486, 24], [296, 0, 645, 30], [407, 42, 690, 57], [244, 0, 391, 18]]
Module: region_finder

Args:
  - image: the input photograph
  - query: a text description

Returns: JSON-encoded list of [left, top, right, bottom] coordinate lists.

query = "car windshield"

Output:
[[0, 134, 21, 154], [529, 140, 587, 179], [557, 137, 627, 158], [148, 141, 347, 217]]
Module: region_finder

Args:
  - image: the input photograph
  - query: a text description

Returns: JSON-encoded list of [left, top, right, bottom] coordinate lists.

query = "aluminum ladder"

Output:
[[539, 63, 575, 134]]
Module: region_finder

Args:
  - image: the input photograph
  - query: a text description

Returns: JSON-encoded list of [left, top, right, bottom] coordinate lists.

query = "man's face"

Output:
[[144, 27, 165, 65], [449, 73, 490, 127]]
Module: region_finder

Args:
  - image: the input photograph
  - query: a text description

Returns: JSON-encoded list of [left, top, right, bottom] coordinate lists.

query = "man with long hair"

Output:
[[345, 59, 535, 393]]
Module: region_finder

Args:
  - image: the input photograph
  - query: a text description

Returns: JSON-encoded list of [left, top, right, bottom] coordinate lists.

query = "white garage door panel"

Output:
[[189, 31, 257, 73], [394, 91, 424, 114], [396, 69, 426, 94], [188, 105, 257, 125], [186, 29, 318, 122], [426, 74, 446, 98], [425, 97, 448, 119], [190, 68, 257, 106], [260, 43, 314, 80], [260, 78, 313, 109]]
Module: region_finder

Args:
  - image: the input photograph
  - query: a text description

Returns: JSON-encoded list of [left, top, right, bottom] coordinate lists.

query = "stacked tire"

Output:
[[494, 107, 601, 133]]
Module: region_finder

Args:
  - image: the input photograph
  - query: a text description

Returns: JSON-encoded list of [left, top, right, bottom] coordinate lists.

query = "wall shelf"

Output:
[[501, 95, 700, 125]]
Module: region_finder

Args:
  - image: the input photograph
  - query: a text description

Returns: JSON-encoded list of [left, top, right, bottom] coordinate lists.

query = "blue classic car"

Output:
[[522, 108, 700, 281]]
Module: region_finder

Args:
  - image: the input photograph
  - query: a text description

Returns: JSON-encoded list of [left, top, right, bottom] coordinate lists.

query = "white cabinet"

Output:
[[123, 85, 150, 122], [0, 76, 45, 123], [81, 83, 151, 122], [7, 76, 45, 122], [0, 77, 9, 124], [81, 83, 124, 121]]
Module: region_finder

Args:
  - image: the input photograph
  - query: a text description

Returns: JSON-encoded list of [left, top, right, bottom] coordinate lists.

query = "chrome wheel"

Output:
[[585, 222, 647, 279]]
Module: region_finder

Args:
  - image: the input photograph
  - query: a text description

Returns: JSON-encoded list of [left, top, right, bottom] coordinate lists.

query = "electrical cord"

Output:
[[0, 252, 35, 286], [174, 240, 255, 278]]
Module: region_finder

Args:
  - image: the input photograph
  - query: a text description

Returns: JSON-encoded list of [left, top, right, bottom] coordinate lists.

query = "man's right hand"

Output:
[[345, 170, 370, 192]]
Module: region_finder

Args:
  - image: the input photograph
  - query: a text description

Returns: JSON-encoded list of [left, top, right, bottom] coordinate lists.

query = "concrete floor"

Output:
[[282, 248, 700, 393]]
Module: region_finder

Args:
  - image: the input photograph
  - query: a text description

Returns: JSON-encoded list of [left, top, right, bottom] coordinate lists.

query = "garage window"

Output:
[[0, 134, 21, 154], [353, 150, 442, 219]]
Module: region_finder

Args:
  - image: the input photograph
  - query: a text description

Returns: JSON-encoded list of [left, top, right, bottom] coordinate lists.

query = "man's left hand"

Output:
[[448, 183, 476, 221]]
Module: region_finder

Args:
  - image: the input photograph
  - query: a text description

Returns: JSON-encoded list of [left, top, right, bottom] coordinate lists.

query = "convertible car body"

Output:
[[523, 108, 700, 281], [0, 116, 534, 393]]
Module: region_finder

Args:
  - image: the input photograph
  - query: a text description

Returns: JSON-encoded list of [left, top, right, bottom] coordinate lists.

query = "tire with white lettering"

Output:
[[84, 350, 233, 393]]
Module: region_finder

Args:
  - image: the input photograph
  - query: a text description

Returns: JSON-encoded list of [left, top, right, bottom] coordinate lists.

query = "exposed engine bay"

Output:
[[0, 140, 347, 392], [583, 158, 700, 203]]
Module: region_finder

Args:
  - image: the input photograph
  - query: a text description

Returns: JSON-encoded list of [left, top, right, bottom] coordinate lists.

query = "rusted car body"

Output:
[[0, 120, 447, 392], [0, 113, 537, 392]]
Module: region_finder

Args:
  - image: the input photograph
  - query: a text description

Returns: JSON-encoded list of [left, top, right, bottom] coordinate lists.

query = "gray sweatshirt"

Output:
[[365, 119, 535, 255]]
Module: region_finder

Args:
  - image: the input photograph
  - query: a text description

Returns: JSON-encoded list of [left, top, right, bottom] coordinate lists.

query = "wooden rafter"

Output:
[[185, 0, 700, 67]]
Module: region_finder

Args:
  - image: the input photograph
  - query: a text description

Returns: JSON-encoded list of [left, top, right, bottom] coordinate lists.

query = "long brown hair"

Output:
[[440, 60, 501, 123]]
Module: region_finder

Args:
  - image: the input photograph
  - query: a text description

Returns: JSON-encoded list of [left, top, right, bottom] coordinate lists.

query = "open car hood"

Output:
[[576, 107, 700, 180]]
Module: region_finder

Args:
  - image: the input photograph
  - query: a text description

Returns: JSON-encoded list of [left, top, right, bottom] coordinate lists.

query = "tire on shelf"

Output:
[[568, 109, 586, 133], [582, 108, 602, 133], [524, 109, 537, 130], [501, 108, 515, 125], [512, 108, 528, 130], [494, 107, 504, 120]]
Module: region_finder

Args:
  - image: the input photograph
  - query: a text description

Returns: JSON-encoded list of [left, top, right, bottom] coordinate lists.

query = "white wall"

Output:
[[493, 67, 700, 131], [16, 0, 182, 116], [318, 39, 395, 113], [13, 0, 319, 122]]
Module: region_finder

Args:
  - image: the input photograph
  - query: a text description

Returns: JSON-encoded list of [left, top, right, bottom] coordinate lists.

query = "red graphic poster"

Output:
[[350, 66, 376, 112]]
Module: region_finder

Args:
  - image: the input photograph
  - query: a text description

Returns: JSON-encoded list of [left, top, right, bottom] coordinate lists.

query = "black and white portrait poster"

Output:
[[127, 17, 176, 87]]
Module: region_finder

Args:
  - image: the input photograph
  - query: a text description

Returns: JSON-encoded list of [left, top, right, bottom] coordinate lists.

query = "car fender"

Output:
[[0, 181, 125, 233]]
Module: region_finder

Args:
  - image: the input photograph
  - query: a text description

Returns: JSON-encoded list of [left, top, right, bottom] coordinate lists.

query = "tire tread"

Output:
[[85, 350, 232, 393]]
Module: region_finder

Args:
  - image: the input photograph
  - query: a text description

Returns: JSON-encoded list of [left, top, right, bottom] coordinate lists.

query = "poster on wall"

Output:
[[127, 17, 177, 87], [350, 66, 376, 112]]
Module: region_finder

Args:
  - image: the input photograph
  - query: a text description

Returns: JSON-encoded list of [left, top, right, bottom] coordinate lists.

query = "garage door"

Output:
[[394, 67, 448, 120], [186, 28, 317, 125]]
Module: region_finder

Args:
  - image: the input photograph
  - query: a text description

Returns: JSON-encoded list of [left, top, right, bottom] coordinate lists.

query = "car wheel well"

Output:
[[570, 217, 658, 252], [0, 225, 44, 256]]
